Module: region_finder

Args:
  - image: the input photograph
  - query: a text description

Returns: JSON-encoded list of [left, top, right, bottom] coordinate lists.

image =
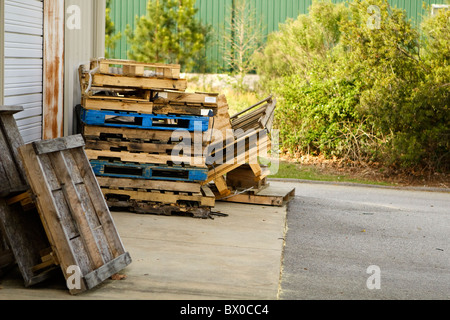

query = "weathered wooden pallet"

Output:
[[213, 184, 295, 207], [83, 96, 154, 114], [0, 106, 29, 197], [230, 96, 277, 132], [108, 199, 212, 219], [82, 125, 203, 145], [152, 90, 219, 106], [85, 148, 206, 168], [90, 160, 208, 182], [84, 138, 203, 158], [101, 184, 215, 208], [18, 135, 132, 295], [80, 108, 210, 132], [91, 59, 181, 79], [0, 195, 58, 286], [0, 105, 59, 287], [82, 72, 187, 92], [96, 176, 202, 194], [82, 94, 218, 117]]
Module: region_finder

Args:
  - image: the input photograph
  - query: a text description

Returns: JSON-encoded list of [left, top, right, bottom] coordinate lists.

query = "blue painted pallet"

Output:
[[90, 160, 208, 182], [80, 108, 210, 132]]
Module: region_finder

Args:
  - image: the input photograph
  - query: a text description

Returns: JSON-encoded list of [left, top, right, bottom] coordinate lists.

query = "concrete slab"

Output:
[[0, 200, 287, 300]]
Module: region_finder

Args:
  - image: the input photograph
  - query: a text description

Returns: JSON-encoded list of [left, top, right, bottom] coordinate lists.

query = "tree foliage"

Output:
[[105, 0, 121, 58], [255, 0, 449, 172], [125, 0, 209, 72]]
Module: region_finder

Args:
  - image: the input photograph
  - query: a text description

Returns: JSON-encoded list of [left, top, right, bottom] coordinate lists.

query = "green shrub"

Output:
[[255, 0, 449, 171]]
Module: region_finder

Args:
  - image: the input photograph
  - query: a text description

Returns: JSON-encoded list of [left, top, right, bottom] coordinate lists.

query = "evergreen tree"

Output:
[[125, 0, 208, 72], [105, 0, 121, 58]]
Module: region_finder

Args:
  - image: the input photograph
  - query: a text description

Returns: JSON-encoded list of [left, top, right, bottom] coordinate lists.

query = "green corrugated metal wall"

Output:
[[108, 0, 447, 72]]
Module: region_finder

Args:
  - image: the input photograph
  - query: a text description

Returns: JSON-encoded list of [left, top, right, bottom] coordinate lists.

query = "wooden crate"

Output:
[[19, 135, 132, 295], [0, 106, 29, 197]]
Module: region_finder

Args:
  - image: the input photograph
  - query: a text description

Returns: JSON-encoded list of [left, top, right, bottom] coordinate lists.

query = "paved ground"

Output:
[[0, 200, 287, 300], [1, 180, 448, 301], [279, 181, 450, 300]]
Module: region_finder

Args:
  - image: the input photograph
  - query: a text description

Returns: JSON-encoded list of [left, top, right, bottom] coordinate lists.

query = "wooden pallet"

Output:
[[80, 108, 210, 132], [90, 160, 208, 182], [0, 106, 29, 197], [102, 185, 215, 208], [108, 199, 212, 219], [18, 135, 132, 295], [213, 184, 295, 207], [0, 105, 59, 287], [152, 90, 219, 106], [230, 96, 277, 132], [81, 71, 187, 92], [0, 194, 58, 286], [83, 96, 154, 114], [91, 59, 181, 79], [82, 125, 203, 145]]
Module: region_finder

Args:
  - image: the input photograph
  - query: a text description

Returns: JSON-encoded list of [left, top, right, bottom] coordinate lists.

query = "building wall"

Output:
[[108, 0, 448, 72], [2, 0, 44, 143], [64, 0, 106, 136], [1, 0, 106, 141]]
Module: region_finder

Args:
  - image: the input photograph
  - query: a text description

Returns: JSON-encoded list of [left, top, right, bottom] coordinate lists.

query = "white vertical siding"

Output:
[[4, 0, 43, 143]]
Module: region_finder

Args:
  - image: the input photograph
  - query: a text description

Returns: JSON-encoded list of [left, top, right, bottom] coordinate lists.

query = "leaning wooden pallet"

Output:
[[0, 106, 58, 287], [19, 135, 132, 295]]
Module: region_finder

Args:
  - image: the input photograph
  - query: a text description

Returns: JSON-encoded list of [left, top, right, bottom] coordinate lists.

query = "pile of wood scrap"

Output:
[[0, 106, 131, 295], [79, 59, 216, 218], [79, 58, 294, 213]]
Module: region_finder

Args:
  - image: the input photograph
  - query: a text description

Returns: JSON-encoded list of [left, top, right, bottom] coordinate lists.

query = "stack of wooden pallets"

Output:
[[79, 59, 219, 218]]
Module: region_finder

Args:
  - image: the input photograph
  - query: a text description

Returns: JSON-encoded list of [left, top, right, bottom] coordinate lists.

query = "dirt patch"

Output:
[[280, 154, 450, 189]]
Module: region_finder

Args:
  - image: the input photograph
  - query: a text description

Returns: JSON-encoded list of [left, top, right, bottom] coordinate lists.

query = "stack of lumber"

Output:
[[0, 106, 131, 295], [79, 59, 218, 218]]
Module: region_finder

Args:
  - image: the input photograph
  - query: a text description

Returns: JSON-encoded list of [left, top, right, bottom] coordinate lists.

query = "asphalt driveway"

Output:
[[278, 181, 450, 300]]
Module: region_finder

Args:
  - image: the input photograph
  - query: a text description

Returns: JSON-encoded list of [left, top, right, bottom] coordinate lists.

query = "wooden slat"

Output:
[[49, 151, 105, 270], [91, 74, 187, 91], [18, 144, 83, 293], [33, 134, 85, 155]]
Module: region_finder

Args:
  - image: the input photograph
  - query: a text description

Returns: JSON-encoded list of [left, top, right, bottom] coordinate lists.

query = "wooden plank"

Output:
[[214, 176, 230, 197], [33, 134, 85, 155], [0, 106, 28, 196], [83, 252, 132, 290], [49, 151, 105, 270], [83, 97, 154, 114]]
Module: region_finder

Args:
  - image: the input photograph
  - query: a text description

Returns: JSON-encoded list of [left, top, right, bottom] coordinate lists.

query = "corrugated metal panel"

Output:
[[4, 0, 43, 143], [108, 0, 449, 72]]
